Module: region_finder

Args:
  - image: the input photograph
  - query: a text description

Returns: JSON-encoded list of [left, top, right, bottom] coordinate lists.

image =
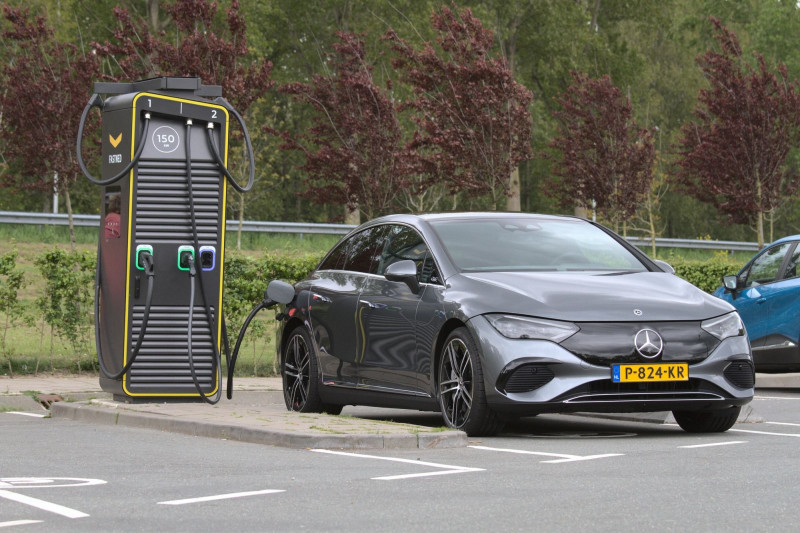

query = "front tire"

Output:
[[673, 406, 741, 433], [437, 327, 503, 437]]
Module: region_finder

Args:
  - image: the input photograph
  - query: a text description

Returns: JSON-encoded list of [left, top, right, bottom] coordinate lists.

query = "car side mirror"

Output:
[[653, 259, 675, 274], [384, 260, 420, 294], [722, 275, 739, 293], [266, 280, 295, 304]]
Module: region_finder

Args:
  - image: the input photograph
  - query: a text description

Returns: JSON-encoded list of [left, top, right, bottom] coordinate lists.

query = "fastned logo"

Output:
[[109, 133, 122, 148]]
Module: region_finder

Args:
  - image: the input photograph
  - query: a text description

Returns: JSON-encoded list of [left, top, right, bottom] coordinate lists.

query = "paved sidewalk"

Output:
[[0, 375, 465, 450], [2, 373, 797, 450]]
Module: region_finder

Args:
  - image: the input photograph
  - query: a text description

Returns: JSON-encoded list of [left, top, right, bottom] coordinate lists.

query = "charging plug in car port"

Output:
[[199, 246, 215, 271], [177, 246, 195, 271]]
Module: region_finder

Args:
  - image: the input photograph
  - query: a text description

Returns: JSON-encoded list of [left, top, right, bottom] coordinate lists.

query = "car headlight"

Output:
[[701, 312, 744, 341], [486, 314, 579, 342]]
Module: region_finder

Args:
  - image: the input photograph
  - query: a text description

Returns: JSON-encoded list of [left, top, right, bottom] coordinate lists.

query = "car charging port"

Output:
[[178, 245, 195, 271], [199, 246, 215, 271]]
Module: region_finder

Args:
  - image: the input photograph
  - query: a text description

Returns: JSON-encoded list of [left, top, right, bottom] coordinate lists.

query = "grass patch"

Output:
[[412, 426, 450, 433], [637, 246, 753, 263], [0, 222, 336, 377], [308, 425, 346, 434]]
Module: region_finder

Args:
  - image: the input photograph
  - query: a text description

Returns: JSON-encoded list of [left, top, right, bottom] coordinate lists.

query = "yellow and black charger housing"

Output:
[[89, 78, 230, 401]]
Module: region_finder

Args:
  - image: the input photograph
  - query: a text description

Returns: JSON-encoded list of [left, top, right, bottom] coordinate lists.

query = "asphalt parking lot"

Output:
[[1, 375, 799, 531]]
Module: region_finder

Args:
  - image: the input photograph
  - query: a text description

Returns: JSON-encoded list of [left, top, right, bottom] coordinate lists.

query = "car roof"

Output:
[[367, 212, 584, 225], [771, 234, 800, 245]]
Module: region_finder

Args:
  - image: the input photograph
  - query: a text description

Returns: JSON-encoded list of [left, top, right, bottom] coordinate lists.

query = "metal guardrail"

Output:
[[0, 210, 761, 251], [624, 236, 759, 252], [0, 211, 356, 236]]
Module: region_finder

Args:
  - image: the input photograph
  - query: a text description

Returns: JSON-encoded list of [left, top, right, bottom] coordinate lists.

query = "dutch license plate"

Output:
[[612, 363, 689, 383]]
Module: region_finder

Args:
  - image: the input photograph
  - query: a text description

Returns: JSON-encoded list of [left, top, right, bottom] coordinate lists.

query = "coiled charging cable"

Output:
[[76, 93, 152, 186]]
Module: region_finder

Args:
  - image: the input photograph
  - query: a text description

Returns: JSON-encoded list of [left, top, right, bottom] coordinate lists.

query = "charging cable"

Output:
[[206, 97, 255, 193], [185, 253, 222, 404], [95, 248, 155, 380], [185, 119, 224, 404], [76, 93, 152, 186], [225, 289, 285, 399]]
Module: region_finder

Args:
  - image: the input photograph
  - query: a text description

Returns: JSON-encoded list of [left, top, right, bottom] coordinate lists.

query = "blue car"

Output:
[[714, 235, 800, 372]]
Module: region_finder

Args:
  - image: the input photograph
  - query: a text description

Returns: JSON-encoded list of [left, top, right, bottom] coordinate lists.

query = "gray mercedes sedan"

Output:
[[277, 213, 754, 436]]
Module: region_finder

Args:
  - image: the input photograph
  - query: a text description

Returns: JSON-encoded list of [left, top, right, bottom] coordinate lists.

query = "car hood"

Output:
[[451, 271, 734, 322]]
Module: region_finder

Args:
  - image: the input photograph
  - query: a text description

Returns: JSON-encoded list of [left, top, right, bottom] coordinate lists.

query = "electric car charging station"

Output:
[[77, 76, 289, 405]]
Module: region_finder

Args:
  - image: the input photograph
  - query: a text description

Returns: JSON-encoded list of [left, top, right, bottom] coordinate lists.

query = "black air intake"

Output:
[[724, 361, 755, 389], [501, 364, 555, 393]]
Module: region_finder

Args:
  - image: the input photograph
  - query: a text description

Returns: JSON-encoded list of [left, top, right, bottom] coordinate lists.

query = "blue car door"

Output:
[[724, 242, 794, 346], [760, 243, 800, 348]]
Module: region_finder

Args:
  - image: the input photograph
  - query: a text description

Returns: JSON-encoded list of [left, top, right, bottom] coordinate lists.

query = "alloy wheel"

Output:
[[439, 337, 474, 428], [284, 332, 310, 411]]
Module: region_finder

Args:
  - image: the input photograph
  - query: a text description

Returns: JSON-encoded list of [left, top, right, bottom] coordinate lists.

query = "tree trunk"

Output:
[[648, 206, 657, 258], [591, 0, 602, 32], [236, 191, 244, 251], [345, 204, 360, 226], [769, 211, 774, 244], [64, 187, 76, 252], [506, 167, 521, 212], [147, 0, 161, 31], [757, 210, 764, 250]]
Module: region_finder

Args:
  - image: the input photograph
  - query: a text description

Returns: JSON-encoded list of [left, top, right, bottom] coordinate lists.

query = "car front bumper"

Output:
[[467, 315, 755, 415]]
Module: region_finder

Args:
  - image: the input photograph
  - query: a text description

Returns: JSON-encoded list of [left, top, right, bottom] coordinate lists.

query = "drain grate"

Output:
[[37, 394, 63, 409]]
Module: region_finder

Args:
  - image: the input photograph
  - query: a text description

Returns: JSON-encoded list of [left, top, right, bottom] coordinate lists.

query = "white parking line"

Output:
[[0, 490, 88, 518], [0, 520, 44, 528], [5, 412, 46, 418], [754, 396, 800, 400], [765, 421, 800, 427], [468, 445, 623, 463], [158, 489, 285, 505], [729, 428, 800, 438], [678, 441, 747, 449], [310, 449, 484, 480]]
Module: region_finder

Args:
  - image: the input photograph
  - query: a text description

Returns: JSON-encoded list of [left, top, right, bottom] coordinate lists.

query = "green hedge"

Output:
[[1, 250, 28, 375], [222, 251, 322, 350], [6, 249, 743, 375], [667, 256, 745, 294], [34, 248, 96, 356]]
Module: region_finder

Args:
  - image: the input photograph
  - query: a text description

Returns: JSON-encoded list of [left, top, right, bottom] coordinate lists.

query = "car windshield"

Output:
[[430, 217, 648, 273]]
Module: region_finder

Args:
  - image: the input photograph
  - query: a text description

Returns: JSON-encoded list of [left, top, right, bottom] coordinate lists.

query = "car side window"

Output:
[[743, 242, 793, 288], [780, 244, 800, 280], [377, 225, 441, 284], [344, 225, 389, 274], [318, 238, 349, 271]]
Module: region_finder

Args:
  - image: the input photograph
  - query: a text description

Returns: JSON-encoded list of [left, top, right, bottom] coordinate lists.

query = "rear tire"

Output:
[[282, 326, 325, 413], [437, 327, 504, 437], [673, 406, 741, 433]]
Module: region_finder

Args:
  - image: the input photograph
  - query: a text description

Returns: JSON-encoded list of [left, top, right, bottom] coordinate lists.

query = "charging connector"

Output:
[[136, 245, 154, 271], [178, 246, 195, 271]]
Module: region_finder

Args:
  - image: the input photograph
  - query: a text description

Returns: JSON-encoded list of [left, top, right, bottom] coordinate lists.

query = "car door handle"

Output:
[[311, 293, 332, 304], [756, 298, 767, 305], [359, 300, 376, 308]]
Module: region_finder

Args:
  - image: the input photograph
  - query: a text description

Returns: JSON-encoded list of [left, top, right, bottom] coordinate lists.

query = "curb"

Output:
[[49, 402, 467, 450]]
